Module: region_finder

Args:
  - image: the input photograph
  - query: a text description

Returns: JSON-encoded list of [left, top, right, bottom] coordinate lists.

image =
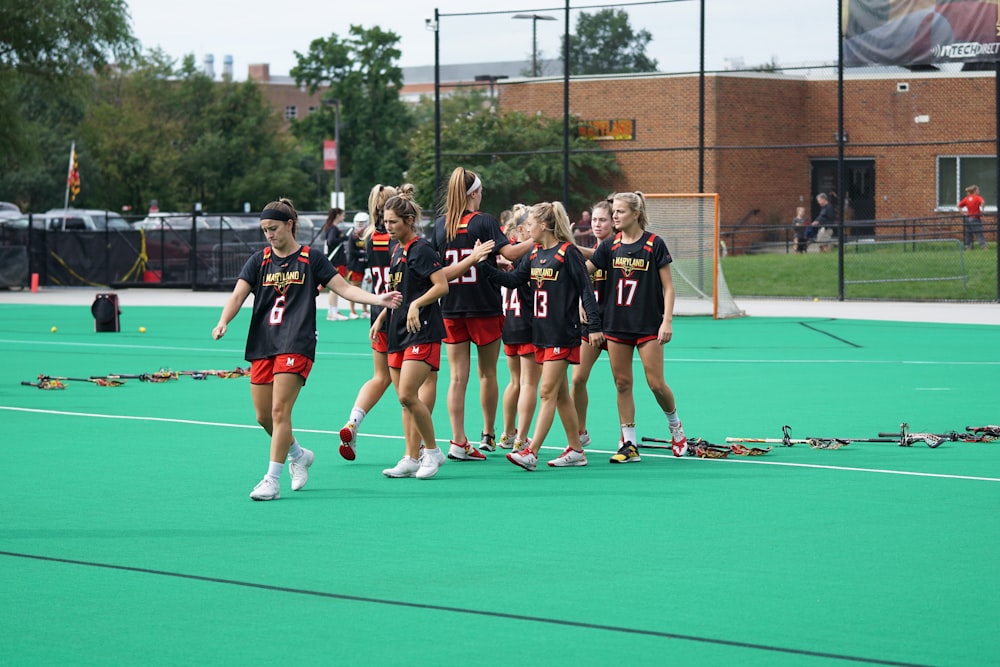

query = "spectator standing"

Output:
[[958, 184, 988, 250]]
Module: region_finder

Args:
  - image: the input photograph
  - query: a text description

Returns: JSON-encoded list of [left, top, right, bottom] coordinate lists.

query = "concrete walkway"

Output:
[[1, 286, 998, 325]]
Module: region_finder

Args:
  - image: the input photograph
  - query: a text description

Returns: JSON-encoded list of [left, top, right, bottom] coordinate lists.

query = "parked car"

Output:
[[134, 213, 247, 231], [229, 213, 318, 244], [0, 214, 44, 230], [0, 201, 21, 221], [44, 208, 128, 231]]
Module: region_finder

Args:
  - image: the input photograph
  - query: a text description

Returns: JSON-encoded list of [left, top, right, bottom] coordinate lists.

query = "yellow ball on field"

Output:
[[50, 326, 57, 333], [139, 326, 147, 333], [813, 297, 819, 302]]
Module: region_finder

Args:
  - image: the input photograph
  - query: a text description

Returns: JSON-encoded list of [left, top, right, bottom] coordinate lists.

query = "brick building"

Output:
[[496, 69, 997, 234], [246, 60, 996, 238]]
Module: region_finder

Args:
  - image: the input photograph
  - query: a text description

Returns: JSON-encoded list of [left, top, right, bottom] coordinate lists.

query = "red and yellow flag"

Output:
[[67, 143, 80, 202]]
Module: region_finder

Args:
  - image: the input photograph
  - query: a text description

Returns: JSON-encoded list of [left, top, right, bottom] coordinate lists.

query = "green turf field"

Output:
[[2, 303, 998, 666]]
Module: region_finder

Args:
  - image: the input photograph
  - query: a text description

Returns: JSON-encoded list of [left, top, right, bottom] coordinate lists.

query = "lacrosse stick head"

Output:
[[923, 434, 944, 449], [781, 424, 794, 447], [898, 422, 910, 447]]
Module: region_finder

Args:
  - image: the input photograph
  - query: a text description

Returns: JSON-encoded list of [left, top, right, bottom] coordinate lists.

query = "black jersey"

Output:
[[366, 228, 395, 329], [387, 236, 446, 352], [495, 242, 600, 349], [345, 229, 369, 273], [500, 251, 533, 346], [238, 245, 337, 361], [433, 211, 510, 318], [590, 231, 672, 337], [588, 237, 612, 308]]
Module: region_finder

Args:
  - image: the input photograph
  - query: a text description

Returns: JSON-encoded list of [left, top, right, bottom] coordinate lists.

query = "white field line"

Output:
[[4, 406, 998, 483]]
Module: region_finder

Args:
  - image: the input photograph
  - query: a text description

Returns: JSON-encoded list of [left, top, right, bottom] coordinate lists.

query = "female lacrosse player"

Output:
[[497, 204, 540, 452], [586, 191, 688, 463], [378, 191, 494, 479], [434, 167, 531, 459], [212, 198, 401, 501], [570, 198, 616, 448], [343, 211, 371, 318], [490, 202, 603, 471], [336, 183, 400, 460]]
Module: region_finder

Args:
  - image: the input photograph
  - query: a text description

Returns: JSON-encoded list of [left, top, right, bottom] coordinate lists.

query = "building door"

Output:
[[811, 159, 876, 237]]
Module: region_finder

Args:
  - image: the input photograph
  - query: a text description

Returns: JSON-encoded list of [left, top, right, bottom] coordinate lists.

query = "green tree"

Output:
[[79, 52, 313, 213], [290, 25, 413, 208], [0, 0, 137, 161], [564, 9, 657, 75], [406, 91, 621, 217]]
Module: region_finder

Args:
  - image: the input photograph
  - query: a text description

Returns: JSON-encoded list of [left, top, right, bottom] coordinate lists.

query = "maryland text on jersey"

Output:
[[610, 234, 657, 277], [262, 247, 310, 295], [531, 243, 569, 287]]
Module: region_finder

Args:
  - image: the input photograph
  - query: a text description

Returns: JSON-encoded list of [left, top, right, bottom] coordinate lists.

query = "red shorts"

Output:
[[605, 333, 659, 346], [581, 335, 608, 351], [504, 342, 537, 358], [444, 315, 504, 346], [388, 342, 442, 371], [346, 270, 365, 283], [335, 265, 348, 278], [250, 354, 314, 384], [534, 345, 580, 365], [371, 330, 388, 354]]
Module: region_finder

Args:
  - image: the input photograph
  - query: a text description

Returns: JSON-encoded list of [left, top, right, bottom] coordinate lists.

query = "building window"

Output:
[[938, 156, 996, 210], [284, 106, 298, 120]]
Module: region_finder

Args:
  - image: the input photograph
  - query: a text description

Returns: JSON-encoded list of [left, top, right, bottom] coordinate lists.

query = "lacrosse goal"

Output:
[[644, 193, 744, 318]]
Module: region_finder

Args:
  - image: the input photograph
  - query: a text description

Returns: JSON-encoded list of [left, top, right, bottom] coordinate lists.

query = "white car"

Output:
[[44, 208, 128, 231]]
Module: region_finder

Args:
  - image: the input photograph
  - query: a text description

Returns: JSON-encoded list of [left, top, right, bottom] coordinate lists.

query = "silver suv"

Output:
[[44, 208, 128, 231]]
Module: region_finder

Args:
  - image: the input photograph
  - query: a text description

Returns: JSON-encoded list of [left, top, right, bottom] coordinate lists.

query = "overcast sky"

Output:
[[125, 0, 840, 79]]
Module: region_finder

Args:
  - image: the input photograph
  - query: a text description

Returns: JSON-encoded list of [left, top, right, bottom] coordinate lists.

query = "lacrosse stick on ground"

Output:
[[26, 374, 125, 388], [878, 423, 951, 448], [963, 425, 1000, 442], [107, 368, 179, 383], [640, 436, 770, 457], [727, 425, 897, 450], [21, 377, 67, 390], [179, 367, 250, 379]]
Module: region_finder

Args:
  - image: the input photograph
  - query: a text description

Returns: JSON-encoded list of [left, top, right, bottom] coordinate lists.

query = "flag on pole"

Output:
[[66, 142, 81, 202]]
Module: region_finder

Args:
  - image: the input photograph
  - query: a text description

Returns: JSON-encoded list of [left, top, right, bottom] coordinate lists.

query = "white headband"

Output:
[[466, 175, 481, 196]]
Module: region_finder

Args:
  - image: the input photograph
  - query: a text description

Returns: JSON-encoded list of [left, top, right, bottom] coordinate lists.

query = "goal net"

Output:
[[644, 193, 744, 318]]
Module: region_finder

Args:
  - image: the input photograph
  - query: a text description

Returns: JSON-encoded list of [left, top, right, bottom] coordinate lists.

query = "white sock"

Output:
[[665, 410, 681, 428], [267, 461, 284, 480], [288, 440, 303, 459], [349, 407, 367, 426], [621, 423, 636, 445]]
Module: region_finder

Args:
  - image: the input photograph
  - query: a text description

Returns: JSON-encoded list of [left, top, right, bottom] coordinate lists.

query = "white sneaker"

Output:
[[326, 311, 347, 321], [506, 447, 538, 471], [288, 448, 314, 491], [447, 440, 487, 461], [348, 312, 360, 320], [579, 431, 592, 448], [498, 433, 515, 449], [249, 476, 280, 501], [548, 447, 588, 467], [339, 423, 357, 461], [670, 422, 688, 458], [383, 456, 420, 478], [416, 447, 446, 479]]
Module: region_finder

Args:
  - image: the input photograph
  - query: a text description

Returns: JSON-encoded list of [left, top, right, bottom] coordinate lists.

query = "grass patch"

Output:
[[722, 243, 998, 301]]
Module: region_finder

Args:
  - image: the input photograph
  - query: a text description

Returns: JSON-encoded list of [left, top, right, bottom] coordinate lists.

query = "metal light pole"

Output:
[[513, 13, 556, 77], [322, 98, 341, 208]]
